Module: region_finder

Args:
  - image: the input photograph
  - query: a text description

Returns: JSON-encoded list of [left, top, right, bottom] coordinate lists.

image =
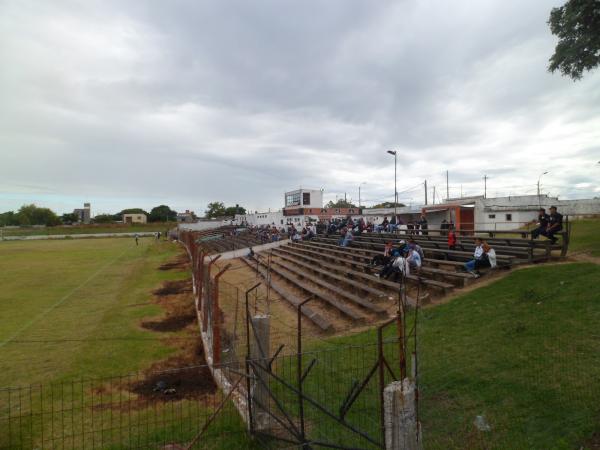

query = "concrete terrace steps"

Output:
[[255, 253, 387, 316], [271, 246, 425, 306], [250, 255, 368, 323], [272, 250, 389, 299], [241, 257, 333, 332], [297, 241, 455, 293]]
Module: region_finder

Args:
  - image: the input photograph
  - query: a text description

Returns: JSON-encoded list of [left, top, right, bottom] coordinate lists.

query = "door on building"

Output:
[[460, 207, 474, 234]]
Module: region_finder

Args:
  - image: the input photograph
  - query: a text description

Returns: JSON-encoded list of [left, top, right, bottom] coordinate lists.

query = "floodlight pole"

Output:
[[387, 150, 397, 218], [359, 182, 366, 209]]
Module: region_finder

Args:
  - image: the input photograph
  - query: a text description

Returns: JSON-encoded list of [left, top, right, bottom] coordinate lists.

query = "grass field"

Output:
[[569, 218, 600, 256], [0, 237, 183, 386], [0, 222, 176, 237], [0, 237, 257, 449]]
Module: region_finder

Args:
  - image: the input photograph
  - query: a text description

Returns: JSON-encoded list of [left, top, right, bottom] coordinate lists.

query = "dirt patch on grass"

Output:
[[159, 253, 190, 271], [130, 339, 216, 402], [582, 431, 600, 449], [142, 281, 196, 332], [153, 279, 192, 296], [141, 313, 196, 332]]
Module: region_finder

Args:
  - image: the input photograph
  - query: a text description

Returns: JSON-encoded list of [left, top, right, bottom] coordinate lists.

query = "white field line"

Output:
[[0, 246, 131, 349]]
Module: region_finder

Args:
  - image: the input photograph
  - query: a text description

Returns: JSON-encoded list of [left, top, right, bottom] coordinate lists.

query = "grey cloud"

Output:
[[1, 0, 599, 215]]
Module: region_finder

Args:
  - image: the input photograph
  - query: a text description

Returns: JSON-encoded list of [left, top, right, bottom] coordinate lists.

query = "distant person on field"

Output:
[[135, 233, 139, 246], [531, 208, 550, 240]]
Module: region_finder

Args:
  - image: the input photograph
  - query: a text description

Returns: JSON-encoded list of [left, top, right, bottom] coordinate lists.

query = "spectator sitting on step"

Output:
[[389, 215, 397, 232], [531, 208, 550, 240], [389, 254, 411, 282], [540, 206, 563, 244], [447, 224, 457, 258], [375, 217, 389, 233], [377, 249, 400, 279], [371, 241, 393, 266], [407, 238, 424, 259], [464, 239, 496, 277], [406, 247, 422, 272], [340, 227, 354, 247], [396, 239, 408, 256]]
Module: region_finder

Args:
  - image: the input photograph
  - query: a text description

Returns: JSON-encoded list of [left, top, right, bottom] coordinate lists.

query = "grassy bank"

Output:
[[304, 262, 600, 449], [569, 218, 600, 256]]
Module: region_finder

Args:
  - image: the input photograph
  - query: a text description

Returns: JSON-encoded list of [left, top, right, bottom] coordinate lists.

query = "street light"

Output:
[[358, 182, 367, 209], [537, 171, 549, 206], [387, 150, 397, 218]]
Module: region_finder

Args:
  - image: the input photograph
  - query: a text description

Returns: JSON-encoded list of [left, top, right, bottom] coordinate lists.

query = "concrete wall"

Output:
[[178, 221, 223, 231]]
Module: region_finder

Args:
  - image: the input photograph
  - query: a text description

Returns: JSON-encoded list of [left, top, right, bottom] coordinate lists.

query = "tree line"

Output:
[[0, 204, 181, 227]]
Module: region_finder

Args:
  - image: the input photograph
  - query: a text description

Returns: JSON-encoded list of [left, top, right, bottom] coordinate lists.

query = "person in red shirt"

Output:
[[447, 224, 457, 250]]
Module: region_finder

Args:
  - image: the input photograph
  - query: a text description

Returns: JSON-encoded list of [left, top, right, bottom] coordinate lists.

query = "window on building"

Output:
[[302, 192, 311, 205], [488, 214, 496, 219], [286, 192, 301, 207], [280, 220, 283, 225], [506, 214, 512, 221]]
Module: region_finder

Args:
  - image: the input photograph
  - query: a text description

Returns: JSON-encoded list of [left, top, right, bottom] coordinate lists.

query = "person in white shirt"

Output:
[[406, 248, 422, 271], [464, 238, 495, 276]]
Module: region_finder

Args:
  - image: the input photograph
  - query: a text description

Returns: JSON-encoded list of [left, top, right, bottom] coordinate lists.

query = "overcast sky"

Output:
[[1, 0, 599, 216]]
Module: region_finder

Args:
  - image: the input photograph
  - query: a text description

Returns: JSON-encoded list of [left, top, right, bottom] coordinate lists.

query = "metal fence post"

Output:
[[212, 264, 232, 366], [245, 283, 261, 433]]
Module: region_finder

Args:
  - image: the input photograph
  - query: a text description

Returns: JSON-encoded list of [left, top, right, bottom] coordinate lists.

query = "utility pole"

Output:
[[446, 170, 449, 201], [433, 186, 436, 205], [537, 171, 548, 207], [483, 174, 488, 198], [424, 180, 428, 205]]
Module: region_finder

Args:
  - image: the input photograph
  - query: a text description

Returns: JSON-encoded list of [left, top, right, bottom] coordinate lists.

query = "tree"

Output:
[[60, 213, 79, 224], [93, 214, 115, 224], [15, 204, 60, 226], [371, 201, 406, 209], [148, 205, 177, 222], [205, 202, 226, 218], [548, 0, 600, 80], [325, 199, 358, 209], [0, 211, 19, 227], [224, 204, 247, 216]]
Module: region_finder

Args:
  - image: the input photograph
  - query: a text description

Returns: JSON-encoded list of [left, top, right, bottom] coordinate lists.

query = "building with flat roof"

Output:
[[73, 203, 91, 224], [177, 210, 196, 223], [123, 213, 147, 224]]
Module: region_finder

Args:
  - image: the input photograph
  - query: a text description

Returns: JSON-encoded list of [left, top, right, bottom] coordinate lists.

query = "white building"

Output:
[[426, 194, 600, 231], [283, 188, 323, 211]]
